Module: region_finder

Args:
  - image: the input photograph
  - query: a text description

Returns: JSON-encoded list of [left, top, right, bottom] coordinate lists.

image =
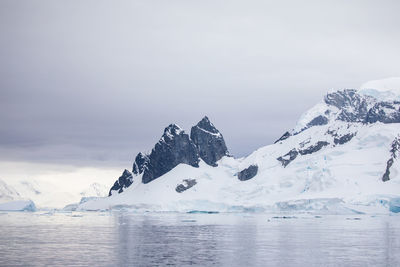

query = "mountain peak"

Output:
[[195, 116, 219, 134], [108, 169, 133, 196], [191, 116, 229, 166], [142, 123, 199, 184], [163, 124, 183, 136]]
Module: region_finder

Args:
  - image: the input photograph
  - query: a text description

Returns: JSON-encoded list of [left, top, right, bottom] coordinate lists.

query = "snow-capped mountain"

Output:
[[109, 116, 229, 195], [75, 78, 400, 214]]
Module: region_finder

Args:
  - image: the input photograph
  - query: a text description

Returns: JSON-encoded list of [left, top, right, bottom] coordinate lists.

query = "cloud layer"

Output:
[[1, 0, 400, 166]]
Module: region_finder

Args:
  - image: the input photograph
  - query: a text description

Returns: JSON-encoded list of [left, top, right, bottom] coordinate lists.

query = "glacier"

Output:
[[0, 200, 36, 212]]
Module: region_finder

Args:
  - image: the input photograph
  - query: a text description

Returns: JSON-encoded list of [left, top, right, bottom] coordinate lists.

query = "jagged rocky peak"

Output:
[[324, 89, 373, 122], [141, 123, 200, 184], [108, 169, 133, 196], [190, 116, 229, 166], [325, 89, 360, 109], [132, 152, 149, 175], [366, 101, 400, 124], [110, 117, 231, 195], [161, 124, 184, 141]]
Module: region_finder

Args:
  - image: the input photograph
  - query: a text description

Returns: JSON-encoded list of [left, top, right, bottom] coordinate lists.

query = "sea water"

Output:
[[0, 212, 399, 266]]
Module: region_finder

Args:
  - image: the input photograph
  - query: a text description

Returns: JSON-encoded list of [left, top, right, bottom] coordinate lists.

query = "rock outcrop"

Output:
[[366, 101, 400, 124], [142, 124, 200, 184], [274, 131, 291, 143], [299, 141, 329, 155], [132, 152, 149, 175], [190, 116, 229, 166], [277, 149, 299, 167], [382, 137, 400, 182], [277, 141, 330, 167], [175, 179, 197, 193], [237, 165, 258, 181], [333, 133, 356, 145], [306, 115, 328, 128], [108, 169, 134, 196], [324, 89, 373, 122]]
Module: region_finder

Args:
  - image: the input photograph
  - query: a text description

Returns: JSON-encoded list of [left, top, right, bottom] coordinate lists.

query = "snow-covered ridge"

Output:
[[293, 78, 400, 136], [3, 78, 400, 214], [71, 78, 400, 214], [359, 77, 400, 101]]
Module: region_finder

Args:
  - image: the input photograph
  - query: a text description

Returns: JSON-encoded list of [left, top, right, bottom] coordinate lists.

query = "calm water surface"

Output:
[[0, 212, 399, 266]]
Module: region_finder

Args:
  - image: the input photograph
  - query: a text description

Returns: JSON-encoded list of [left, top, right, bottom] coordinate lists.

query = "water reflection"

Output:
[[0, 213, 399, 266]]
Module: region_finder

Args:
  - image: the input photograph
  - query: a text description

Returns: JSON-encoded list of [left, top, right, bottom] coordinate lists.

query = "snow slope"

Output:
[[78, 122, 400, 214], [76, 78, 400, 214]]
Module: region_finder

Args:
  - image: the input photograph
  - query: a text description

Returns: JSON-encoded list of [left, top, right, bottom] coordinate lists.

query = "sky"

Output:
[[1, 0, 400, 171]]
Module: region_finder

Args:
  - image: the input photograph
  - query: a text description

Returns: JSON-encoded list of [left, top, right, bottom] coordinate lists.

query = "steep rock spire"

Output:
[[141, 124, 200, 184], [108, 169, 134, 196], [190, 116, 229, 166]]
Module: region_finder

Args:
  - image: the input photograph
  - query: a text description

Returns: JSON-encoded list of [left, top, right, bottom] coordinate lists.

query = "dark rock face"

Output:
[[299, 141, 329, 155], [324, 89, 371, 122], [132, 152, 149, 175], [282, 89, 398, 143], [274, 131, 291, 143], [108, 169, 134, 196], [365, 101, 400, 124], [382, 137, 400, 182], [382, 159, 394, 182], [110, 116, 230, 193], [324, 89, 400, 125], [237, 165, 258, 181], [334, 133, 356, 145], [277, 149, 299, 167], [175, 179, 197, 193], [278, 142, 329, 167], [142, 124, 200, 184], [190, 116, 229, 166], [306, 115, 328, 128]]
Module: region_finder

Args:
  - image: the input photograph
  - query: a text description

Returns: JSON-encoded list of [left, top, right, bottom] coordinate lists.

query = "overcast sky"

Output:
[[1, 0, 400, 169]]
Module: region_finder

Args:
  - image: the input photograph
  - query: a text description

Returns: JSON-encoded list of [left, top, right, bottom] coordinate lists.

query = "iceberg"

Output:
[[0, 200, 36, 211]]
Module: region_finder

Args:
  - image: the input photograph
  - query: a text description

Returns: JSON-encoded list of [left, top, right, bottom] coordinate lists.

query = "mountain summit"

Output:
[[109, 117, 227, 195], [79, 78, 400, 214], [190, 116, 229, 167]]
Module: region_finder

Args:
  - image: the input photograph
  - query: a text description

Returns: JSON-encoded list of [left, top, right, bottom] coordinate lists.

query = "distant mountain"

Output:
[[0, 168, 116, 209], [76, 78, 400, 213]]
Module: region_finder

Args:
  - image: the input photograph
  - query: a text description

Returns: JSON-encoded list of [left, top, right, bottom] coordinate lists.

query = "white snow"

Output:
[[196, 126, 222, 137], [77, 120, 400, 214], [4, 78, 400, 214], [0, 178, 21, 202], [0, 162, 119, 209], [359, 77, 400, 101], [292, 102, 338, 134]]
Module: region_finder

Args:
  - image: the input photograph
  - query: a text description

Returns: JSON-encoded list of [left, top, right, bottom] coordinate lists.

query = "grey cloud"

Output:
[[1, 0, 400, 166]]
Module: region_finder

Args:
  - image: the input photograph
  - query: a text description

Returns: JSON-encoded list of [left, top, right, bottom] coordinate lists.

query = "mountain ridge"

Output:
[[75, 78, 400, 214]]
